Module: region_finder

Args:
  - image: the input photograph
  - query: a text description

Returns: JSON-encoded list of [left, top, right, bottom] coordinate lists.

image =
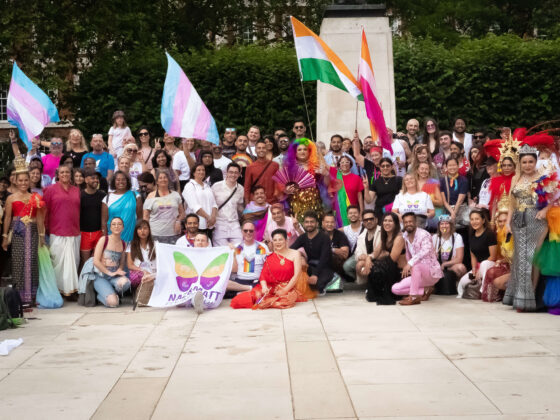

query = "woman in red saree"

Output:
[[231, 228, 316, 309]]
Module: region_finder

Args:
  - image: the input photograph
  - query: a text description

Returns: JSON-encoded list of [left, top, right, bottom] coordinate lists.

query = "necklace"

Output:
[[381, 176, 391, 184], [278, 253, 286, 265]]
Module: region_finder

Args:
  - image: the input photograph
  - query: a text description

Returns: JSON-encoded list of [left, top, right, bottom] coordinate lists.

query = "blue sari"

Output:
[[107, 190, 137, 242]]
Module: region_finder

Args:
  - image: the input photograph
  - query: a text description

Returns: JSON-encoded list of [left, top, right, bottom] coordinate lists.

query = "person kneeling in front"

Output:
[[391, 212, 443, 305]]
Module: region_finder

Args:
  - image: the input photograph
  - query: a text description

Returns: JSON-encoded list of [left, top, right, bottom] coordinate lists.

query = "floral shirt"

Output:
[[403, 228, 443, 280]]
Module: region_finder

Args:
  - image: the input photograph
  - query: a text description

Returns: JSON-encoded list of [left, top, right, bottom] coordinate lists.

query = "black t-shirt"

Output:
[[98, 176, 109, 193], [291, 231, 332, 277], [80, 190, 106, 232], [372, 176, 402, 218], [69, 150, 88, 169], [469, 166, 489, 202], [327, 229, 350, 250], [469, 229, 497, 262], [360, 158, 381, 189]]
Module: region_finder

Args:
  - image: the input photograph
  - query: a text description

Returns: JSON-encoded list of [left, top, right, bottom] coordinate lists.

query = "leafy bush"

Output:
[[71, 45, 316, 137], [394, 35, 560, 130]]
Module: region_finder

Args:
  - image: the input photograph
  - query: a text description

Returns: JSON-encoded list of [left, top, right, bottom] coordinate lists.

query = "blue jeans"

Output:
[[94, 274, 130, 307]]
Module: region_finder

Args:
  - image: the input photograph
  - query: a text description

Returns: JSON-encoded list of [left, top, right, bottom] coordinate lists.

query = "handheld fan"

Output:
[[272, 166, 316, 190]]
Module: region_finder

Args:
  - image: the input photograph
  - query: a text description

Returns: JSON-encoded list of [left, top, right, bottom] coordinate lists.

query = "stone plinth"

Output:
[[317, 5, 396, 146]]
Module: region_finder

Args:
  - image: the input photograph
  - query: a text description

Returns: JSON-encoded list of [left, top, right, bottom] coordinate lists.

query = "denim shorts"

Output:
[[94, 274, 130, 307]]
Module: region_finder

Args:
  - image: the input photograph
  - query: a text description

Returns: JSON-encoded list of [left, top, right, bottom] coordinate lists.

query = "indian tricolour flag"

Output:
[[290, 16, 361, 99]]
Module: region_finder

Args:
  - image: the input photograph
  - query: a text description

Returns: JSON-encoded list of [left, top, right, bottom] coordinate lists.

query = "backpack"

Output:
[[0, 287, 23, 330]]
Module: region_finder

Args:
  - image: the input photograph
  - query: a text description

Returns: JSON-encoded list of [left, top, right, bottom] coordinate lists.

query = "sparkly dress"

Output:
[[503, 178, 547, 311], [289, 167, 325, 223]]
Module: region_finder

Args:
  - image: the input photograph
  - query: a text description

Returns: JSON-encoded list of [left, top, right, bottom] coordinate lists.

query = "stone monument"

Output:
[[317, 2, 396, 146]]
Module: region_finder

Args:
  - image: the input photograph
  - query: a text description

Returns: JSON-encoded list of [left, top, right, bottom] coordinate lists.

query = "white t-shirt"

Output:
[[383, 140, 406, 177], [234, 241, 269, 282], [175, 235, 212, 248], [126, 243, 156, 273], [453, 132, 472, 157], [213, 155, 232, 177], [172, 151, 196, 180], [108, 126, 132, 157], [393, 191, 434, 216], [432, 233, 464, 262]]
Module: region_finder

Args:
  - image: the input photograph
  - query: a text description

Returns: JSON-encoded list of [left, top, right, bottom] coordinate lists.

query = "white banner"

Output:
[[148, 243, 233, 308]]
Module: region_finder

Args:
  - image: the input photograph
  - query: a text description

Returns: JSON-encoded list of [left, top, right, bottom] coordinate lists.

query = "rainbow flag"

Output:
[[161, 52, 219, 145], [290, 16, 361, 99], [357, 29, 392, 154], [7, 62, 59, 149]]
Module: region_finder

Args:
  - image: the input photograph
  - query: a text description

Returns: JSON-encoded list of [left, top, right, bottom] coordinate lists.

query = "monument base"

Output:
[[317, 4, 396, 147]]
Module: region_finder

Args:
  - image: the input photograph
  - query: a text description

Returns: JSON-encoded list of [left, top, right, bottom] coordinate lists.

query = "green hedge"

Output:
[[393, 35, 560, 130], [71, 45, 316, 138]]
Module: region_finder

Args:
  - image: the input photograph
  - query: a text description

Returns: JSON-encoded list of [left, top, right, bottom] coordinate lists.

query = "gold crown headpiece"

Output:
[[498, 133, 521, 171], [13, 154, 29, 175]]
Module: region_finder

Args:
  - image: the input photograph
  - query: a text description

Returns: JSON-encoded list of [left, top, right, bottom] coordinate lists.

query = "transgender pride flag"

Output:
[[7, 62, 60, 149], [161, 52, 220, 145]]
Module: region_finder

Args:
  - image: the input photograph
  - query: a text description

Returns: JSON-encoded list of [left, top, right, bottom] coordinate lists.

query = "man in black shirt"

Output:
[[80, 168, 106, 270], [290, 210, 334, 294], [322, 213, 350, 278], [83, 157, 109, 192]]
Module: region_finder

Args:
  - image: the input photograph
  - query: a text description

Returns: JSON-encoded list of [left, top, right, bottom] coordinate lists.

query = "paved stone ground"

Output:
[[1, 292, 559, 420]]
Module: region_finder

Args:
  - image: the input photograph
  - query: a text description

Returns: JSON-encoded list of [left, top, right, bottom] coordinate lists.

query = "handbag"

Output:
[[133, 274, 155, 310], [462, 278, 482, 300]]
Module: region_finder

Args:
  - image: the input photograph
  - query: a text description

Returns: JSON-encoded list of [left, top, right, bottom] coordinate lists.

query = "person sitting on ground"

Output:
[[354, 210, 382, 285], [92, 217, 131, 307], [366, 212, 407, 304], [432, 215, 467, 295], [231, 221, 270, 290], [340, 206, 364, 281], [127, 219, 157, 289], [290, 210, 335, 294], [231, 228, 316, 309], [457, 209, 497, 298], [322, 212, 350, 289], [391, 212, 443, 305], [176, 213, 213, 247], [263, 203, 303, 248]]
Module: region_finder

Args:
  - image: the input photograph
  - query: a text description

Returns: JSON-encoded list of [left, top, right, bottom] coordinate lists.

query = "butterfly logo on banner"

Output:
[[173, 251, 229, 292]]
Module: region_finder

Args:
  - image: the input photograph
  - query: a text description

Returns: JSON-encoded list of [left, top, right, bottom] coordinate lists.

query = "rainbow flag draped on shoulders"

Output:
[[161, 52, 219, 145], [7, 62, 59, 149], [290, 16, 362, 99]]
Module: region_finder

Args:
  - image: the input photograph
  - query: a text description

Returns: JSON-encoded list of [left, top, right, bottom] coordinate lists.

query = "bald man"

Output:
[[405, 118, 421, 149]]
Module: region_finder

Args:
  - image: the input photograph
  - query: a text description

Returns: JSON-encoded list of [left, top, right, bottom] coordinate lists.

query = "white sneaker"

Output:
[[193, 291, 204, 314]]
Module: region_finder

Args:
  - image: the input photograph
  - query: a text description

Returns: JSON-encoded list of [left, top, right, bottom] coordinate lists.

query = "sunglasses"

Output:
[[126, 149, 138, 153], [363, 218, 375, 222], [380, 164, 392, 168], [51, 142, 63, 146], [243, 229, 254, 233], [473, 135, 485, 139], [138, 132, 149, 137], [294, 126, 304, 129]]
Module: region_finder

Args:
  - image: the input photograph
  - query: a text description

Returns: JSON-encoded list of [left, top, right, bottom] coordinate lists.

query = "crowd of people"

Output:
[[2, 111, 560, 315]]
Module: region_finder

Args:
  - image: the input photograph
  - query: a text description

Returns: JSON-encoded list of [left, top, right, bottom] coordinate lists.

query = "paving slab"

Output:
[[91, 377, 167, 420]]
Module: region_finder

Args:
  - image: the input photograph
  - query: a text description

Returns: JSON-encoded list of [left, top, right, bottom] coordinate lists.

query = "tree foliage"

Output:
[[71, 45, 316, 137], [393, 35, 560, 130]]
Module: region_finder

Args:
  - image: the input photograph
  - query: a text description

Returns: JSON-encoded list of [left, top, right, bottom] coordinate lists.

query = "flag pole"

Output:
[[354, 101, 359, 131], [299, 79, 315, 142]]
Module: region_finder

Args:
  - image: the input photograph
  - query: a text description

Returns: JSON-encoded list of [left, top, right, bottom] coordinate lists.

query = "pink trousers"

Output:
[[392, 263, 438, 296]]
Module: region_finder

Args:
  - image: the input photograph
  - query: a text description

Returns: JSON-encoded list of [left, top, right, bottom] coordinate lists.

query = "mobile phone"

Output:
[[506, 233, 512, 242]]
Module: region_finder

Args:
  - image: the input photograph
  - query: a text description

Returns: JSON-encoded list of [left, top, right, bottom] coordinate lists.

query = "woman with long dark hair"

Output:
[[365, 157, 402, 220], [127, 219, 156, 289], [422, 117, 440, 157], [151, 149, 180, 191], [365, 212, 406, 304]]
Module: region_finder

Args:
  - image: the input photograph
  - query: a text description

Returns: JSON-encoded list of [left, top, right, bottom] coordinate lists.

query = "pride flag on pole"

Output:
[[357, 29, 392, 153], [290, 16, 361, 99], [7, 62, 59, 149], [161, 52, 220, 145]]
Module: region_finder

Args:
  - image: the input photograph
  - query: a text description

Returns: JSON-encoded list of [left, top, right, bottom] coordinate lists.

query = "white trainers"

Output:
[[193, 291, 204, 314]]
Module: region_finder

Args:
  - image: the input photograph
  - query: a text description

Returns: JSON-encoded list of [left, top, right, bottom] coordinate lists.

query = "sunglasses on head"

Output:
[[225, 128, 236, 132]]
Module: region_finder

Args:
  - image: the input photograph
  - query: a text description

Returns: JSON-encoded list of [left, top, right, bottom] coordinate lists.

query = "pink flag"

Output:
[[357, 29, 392, 154]]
